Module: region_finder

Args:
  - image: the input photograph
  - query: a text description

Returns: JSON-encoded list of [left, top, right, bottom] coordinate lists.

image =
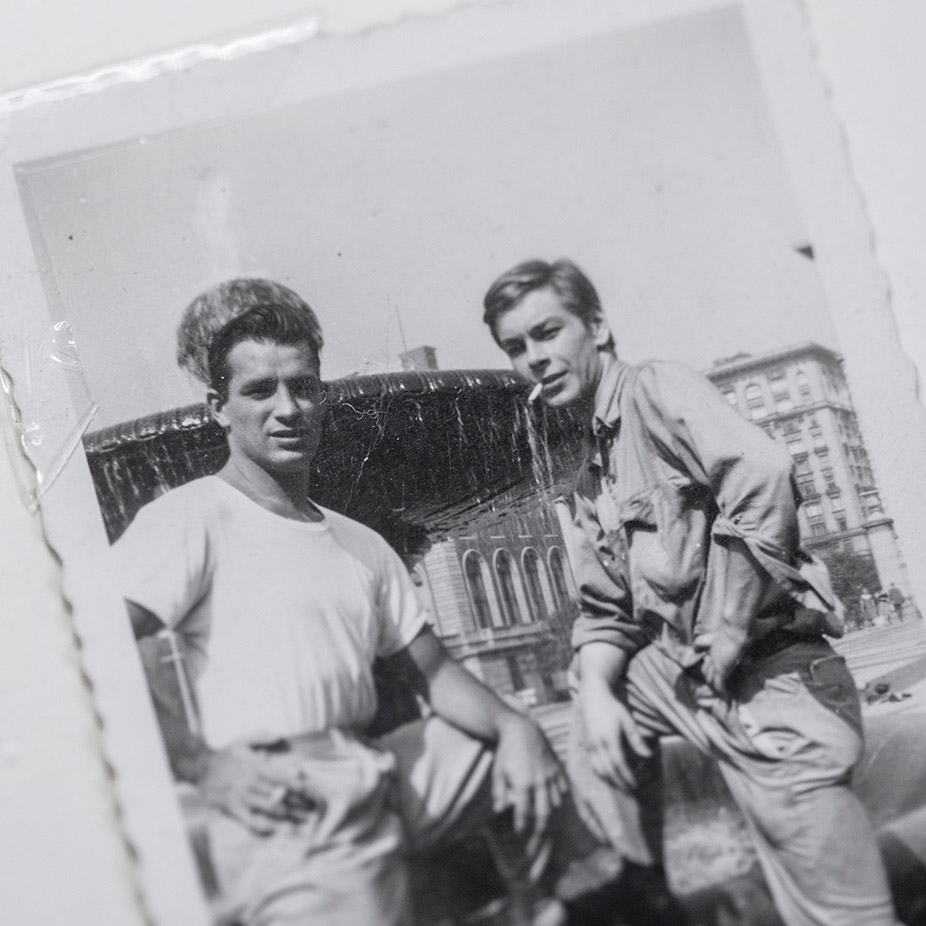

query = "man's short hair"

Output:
[[482, 259, 607, 342], [176, 279, 324, 394]]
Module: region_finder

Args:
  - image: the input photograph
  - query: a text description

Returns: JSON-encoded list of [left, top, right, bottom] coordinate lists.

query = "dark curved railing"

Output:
[[84, 370, 585, 552]]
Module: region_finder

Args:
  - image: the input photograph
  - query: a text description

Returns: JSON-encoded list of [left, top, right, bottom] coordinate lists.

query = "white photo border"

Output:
[[1, 1, 924, 922]]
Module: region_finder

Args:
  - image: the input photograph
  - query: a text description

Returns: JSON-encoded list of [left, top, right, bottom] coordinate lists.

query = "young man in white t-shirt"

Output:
[[114, 280, 582, 926]]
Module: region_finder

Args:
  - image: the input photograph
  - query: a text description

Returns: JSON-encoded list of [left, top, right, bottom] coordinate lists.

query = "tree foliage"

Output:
[[818, 547, 881, 626]]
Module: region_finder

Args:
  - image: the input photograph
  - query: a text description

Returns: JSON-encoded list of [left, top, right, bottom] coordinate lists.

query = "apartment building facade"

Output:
[[706, 342, 914, 606]]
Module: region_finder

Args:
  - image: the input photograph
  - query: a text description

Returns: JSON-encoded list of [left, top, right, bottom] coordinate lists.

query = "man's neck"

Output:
[[577, 350, 620, 423], [218, 456, 322, 522]]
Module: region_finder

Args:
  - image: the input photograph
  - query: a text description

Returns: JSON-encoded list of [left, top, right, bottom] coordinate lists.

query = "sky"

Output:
[[18, 5, 836, 429]]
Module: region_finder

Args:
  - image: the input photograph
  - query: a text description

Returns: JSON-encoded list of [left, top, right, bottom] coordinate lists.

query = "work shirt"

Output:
[[568, 357, 841, 669]]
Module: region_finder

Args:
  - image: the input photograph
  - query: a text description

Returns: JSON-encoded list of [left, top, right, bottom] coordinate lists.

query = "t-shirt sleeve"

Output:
[[373, 541, 430, 657], [111, 490, 212, 629]]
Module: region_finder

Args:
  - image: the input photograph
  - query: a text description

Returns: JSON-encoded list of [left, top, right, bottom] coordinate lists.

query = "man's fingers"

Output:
[[615, 705, 651, 759], [606, 738, 636, 789], [532, 780, 551, 837], [491, 760, 508, 815], [622, 723, 652, 760], [548, 773, 565, 809], [224, 802, 276, 836], [511, 780, 531, 835]]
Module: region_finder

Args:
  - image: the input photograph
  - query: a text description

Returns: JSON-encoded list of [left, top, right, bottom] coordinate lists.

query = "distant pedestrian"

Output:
[[859, 587, 876, 628], [875, 591, 891, 626], [888, 583, 905, 622]]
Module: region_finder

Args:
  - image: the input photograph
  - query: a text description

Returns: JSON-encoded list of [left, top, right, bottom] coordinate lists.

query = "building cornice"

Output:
[[705, 341, 842, 381]]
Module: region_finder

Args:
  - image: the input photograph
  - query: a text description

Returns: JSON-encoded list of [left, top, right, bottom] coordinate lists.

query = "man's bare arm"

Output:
[[577, 642, 650, 788], [126, 600, 314, 833], [395, 628, 567, 844]]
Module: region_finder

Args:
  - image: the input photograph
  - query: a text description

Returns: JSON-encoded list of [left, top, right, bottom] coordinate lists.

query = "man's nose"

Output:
[[524, 340, 549, 372], [274, 385, 302, 417]]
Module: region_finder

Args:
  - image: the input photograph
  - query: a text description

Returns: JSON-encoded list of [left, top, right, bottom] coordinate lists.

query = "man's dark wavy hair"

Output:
[[176, 279, 323, 397]]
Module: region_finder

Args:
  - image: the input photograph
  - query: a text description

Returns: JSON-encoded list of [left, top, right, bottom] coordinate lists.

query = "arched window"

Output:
[[463, 552, 493, 630], [494, 550, 519, 626], [744, 384, 766, 421], [548, 548, 570, 612], [521, 548, 548, 623]]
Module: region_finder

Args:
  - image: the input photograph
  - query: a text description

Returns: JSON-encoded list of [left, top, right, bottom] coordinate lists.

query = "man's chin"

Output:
[[268, 449, 316, 472], [541, 386, 577, 409]]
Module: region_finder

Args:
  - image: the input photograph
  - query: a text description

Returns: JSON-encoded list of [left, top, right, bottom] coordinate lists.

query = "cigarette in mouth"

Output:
[[528, 382, 543, 404]]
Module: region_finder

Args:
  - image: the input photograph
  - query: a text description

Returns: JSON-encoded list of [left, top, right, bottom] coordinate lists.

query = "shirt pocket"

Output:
[[616, 484, 704, 605]]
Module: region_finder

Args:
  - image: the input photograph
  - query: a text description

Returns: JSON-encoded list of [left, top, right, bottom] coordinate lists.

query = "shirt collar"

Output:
[[591, 355, 628, 439]]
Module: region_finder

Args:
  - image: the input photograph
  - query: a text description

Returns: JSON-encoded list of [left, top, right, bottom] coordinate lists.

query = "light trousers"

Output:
[[567, 640, 901, 926], [206, 717, 590, 926]]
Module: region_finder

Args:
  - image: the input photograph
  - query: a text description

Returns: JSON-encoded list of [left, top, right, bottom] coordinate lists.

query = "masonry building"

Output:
[[706, 342, 915, 613]]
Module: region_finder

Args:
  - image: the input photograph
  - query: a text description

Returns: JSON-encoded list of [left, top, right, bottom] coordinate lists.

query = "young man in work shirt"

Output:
[[482, 258, 900, 926], [113, 279, 577, 926]]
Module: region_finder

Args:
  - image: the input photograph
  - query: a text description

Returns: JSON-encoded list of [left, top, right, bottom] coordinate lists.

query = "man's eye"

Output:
[[539, 326, 561, 340], [244, 384, 274, 399], [502, 342, 525, 358], [293, 379, 321, 399]]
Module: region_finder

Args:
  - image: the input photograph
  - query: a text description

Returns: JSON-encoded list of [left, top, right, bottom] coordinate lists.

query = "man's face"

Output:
[[209, 339, 325, 474], [494, 287, 609, 409]]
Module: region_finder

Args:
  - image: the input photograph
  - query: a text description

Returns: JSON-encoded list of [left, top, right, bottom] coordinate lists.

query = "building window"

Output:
[[548, 548, 570, 612], [785, 437, 807, 459], [795, 370, 811, 400], [494, 550, 521, 626], [797, 477, 817, 499], [521, 548, 548, 623], [836, 516, 848, 532], [463, 552, 494, 630], [721, 389, 737, 406], [811, 523, 827, 537], [770, 372, 792, 413], [804, 501, 823, 520], [744, 384, 766, 420]]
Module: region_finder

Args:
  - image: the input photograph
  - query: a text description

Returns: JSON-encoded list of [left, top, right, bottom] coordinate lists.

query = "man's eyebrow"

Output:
[[528, 317, 560, 335], [237, 374, 275, 390]]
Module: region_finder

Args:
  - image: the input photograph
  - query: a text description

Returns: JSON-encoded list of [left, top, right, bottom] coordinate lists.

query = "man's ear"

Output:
[[589, 311, 613, 349], [207, 389, 229, 428]]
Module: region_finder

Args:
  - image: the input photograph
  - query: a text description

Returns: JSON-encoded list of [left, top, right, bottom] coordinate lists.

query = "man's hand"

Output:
[[491, 713, 568, 855], [695, 628, 747, 697], [199, 741, 320, 835], [579, 679, 651, 790]]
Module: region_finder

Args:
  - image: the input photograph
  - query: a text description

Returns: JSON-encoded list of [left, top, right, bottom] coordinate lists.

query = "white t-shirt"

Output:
[[112, 476, 428, 749]]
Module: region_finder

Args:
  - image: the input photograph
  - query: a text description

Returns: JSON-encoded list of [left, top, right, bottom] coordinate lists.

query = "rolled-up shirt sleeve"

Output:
[[633, 363, 800, 637], [567, 478, 649, 657]]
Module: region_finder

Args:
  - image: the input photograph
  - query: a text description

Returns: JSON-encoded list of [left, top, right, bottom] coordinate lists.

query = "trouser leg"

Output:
[[569, 642, 900, 926], [566, 693, 667, 867], [382, 716, 606, 919], [716, 642, 900, 926], [207, 730, 410, 926]]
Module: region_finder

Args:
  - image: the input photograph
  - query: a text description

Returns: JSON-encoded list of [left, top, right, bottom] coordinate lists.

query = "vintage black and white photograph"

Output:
[[2, 1, 925, 924]]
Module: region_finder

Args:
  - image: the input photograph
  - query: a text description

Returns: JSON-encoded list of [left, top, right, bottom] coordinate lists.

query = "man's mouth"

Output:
[[541, 372, 566, 390], [270, 429, 308, 440]]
